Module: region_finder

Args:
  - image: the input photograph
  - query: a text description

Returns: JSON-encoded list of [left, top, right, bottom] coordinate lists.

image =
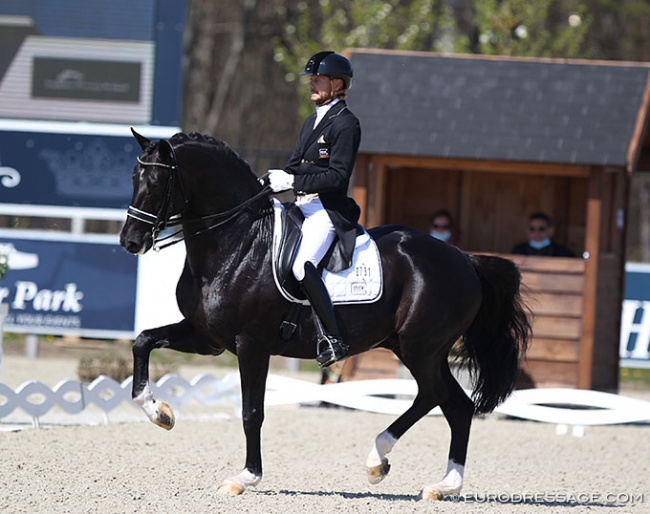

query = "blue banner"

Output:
[[0, 235, 137, 337], [0, 130, 138, 209], [620, 263, 650, 368], [0, 0, 185, 126]]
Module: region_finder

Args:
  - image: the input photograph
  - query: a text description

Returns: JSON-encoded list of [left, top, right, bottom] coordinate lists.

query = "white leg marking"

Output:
[[366, 430, 397, 468], [422, 460, 465, 500], [133, 383, 159, 422], [229, 469, 262, 488], [218, 469, 262, 495]]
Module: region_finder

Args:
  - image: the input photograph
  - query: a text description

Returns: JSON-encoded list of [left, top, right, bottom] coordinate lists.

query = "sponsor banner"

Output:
[[0, 235, 137, 338], [0, 0, 184, 126], [0, 37, 153, 124], [32, 57, 142, 103], [620, 263, 650, 368], [0, 231, 184, 339], [0, 125, 179, 210]]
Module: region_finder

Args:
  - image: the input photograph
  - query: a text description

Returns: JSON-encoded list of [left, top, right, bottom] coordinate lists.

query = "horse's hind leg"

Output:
[[132, 319, 223, 430], [365, 348, 447, 486], [421, 360, 475, 500]]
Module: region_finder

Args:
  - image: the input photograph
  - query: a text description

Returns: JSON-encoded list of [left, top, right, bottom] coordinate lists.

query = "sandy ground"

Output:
[[1, 353, 649, 514]]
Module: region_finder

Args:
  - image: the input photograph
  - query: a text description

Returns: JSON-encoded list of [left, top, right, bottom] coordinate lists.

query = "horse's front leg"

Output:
[[132, 319, 222, 430], [218, 338, 270, 495]]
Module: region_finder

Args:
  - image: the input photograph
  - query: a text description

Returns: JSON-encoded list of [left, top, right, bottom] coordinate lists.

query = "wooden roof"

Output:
[[347, 49, 650, 171]]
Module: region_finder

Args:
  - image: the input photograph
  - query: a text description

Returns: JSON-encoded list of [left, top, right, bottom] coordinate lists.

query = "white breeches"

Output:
[[292, 196, 336, 281]]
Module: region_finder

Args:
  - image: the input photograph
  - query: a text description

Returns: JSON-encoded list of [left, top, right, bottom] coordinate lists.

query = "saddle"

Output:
[[271, 199, 383, 306]]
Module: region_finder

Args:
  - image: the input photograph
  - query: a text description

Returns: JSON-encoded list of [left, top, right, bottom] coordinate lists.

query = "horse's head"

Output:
[[120, 129, 187, 255], [121, 129, 269, 255]]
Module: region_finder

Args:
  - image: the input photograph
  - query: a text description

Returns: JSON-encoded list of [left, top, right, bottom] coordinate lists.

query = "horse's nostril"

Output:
[[125, 240, 142, 254]]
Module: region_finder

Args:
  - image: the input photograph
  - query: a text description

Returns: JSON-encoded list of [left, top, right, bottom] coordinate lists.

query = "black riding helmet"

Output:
[[301, 51, 353, 90]]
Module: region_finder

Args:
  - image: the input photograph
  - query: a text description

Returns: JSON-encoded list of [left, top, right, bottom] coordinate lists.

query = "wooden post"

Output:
[[352, 154, 370, 226], [366, 158, 386, 228], [578, 167, 602, 389]]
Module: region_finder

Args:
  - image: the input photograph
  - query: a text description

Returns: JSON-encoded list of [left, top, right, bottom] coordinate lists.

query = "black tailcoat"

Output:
[[285, 100, 362, 272]]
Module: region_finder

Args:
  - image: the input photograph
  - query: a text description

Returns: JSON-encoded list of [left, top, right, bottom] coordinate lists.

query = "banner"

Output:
[[0, 234, 137, 338], [620, 263, 650, 368], [0, 127, 140, 209], [0, 0, 185, 126]]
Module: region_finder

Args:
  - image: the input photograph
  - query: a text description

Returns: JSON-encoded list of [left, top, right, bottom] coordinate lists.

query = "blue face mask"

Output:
[[430, 230, 451, 242], [529, 238, 551, 250]]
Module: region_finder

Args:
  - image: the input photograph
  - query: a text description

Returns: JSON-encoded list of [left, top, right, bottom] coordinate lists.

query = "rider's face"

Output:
[[309, 75, 342, 106]]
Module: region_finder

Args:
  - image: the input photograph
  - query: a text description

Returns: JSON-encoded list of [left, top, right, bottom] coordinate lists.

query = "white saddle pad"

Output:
[[272, 199, 383, 305]]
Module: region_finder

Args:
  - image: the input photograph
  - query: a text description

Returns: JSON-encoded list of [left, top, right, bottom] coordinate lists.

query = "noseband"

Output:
[[126, 140, 187, 249], [127, 140, 272, 251]]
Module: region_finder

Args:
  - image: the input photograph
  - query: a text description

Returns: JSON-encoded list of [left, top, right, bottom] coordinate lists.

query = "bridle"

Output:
[[126, 140, 187, 249], [126, 140, 272, 251]]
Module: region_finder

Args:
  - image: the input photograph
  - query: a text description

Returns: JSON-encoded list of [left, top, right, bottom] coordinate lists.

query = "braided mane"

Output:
[[169, 132, 256, 178]]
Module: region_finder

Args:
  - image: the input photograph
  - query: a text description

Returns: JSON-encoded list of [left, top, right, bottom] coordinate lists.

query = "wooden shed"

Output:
[[344, 49, 650, 391]]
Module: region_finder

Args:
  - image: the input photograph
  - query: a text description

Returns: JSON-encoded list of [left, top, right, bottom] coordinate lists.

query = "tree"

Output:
[[581, 0, 650, 61], [182, 0, 300, 171], [472, 0, 590, 57], [273, 0, 460, 117]]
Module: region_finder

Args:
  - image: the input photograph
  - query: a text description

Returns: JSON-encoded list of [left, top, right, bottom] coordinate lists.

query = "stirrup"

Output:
[[316, 335, 349, 369]]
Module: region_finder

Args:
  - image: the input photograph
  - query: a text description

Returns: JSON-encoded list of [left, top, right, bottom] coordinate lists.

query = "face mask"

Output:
[[529, 238, 550, 250], [430, 230, 451, 242]]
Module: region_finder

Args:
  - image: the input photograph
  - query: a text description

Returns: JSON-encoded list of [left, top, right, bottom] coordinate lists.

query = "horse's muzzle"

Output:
[[120, 225, 153, 255]]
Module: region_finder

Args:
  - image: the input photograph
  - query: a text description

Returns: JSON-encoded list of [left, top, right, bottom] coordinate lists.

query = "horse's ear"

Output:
[[131, 127, 151, 150], [158, 139, 175, 164]]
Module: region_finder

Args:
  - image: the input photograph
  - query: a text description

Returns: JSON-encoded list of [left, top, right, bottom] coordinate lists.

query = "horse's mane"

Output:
[[170, 131, 256, 178]]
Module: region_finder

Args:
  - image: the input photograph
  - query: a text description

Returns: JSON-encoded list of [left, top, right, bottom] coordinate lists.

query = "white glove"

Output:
[[268, 169, 294, 192]]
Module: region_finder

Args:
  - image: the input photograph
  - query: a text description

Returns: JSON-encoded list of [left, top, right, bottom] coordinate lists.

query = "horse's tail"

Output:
[[459, 254, 532, 415]]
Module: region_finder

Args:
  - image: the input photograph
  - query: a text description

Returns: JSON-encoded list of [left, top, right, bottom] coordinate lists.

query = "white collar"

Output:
[[314, 98, 340, 128]]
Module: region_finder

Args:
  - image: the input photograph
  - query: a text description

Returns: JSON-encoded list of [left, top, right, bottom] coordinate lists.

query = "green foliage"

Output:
[[273, 0, 457, 117], [620, 366, 650, 387], [0, 252, 8, 281], [581, 0, 650, 60], [474, 0, 590, 57]]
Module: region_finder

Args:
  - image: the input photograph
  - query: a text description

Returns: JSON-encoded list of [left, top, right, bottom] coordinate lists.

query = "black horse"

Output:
[[119, 130, 531, 500]]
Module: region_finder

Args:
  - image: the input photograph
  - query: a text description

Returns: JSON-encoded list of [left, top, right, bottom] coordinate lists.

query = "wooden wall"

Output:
[[381, 164, 587, 255], [351, 154, 626, 390], [507, 255, 585, 388]]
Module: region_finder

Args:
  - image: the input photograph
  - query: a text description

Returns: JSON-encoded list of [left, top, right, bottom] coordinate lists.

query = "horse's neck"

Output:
[[183, 209, 274, 274]]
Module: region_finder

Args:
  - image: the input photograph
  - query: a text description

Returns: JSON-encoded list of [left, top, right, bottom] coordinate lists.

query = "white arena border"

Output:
[[1, 373, 649, 431]]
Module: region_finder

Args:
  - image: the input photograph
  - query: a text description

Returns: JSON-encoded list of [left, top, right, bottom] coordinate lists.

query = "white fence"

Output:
[[1, 373, 649, 433]]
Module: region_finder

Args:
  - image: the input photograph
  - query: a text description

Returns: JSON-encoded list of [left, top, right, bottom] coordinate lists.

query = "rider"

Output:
[[266, 51, 362, 368]]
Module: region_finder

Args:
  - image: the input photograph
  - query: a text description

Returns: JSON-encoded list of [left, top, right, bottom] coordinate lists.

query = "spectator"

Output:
[[511, 212, 575, 257], [429, 209, 463, 249]]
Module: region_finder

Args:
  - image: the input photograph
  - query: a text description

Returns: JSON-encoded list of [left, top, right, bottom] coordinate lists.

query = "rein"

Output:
[[128, 143, 272, 251]]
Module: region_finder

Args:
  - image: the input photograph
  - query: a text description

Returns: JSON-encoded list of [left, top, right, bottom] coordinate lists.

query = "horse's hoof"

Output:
[[153, 401, 175, 430], [421, 487, 444, 501], [367, 458, 390, 484], [421, 484, 460, 501], [217, 480, 245, 495]]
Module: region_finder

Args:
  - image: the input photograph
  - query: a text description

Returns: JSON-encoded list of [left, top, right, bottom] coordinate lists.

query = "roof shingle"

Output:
[[347, 50, 650, 167]]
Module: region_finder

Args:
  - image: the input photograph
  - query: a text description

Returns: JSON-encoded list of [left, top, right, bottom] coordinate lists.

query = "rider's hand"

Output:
[[268, 169, 294, 192]]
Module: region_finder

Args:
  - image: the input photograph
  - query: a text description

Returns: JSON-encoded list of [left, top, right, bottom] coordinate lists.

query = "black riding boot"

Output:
[[300, 262, 349, 368]]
